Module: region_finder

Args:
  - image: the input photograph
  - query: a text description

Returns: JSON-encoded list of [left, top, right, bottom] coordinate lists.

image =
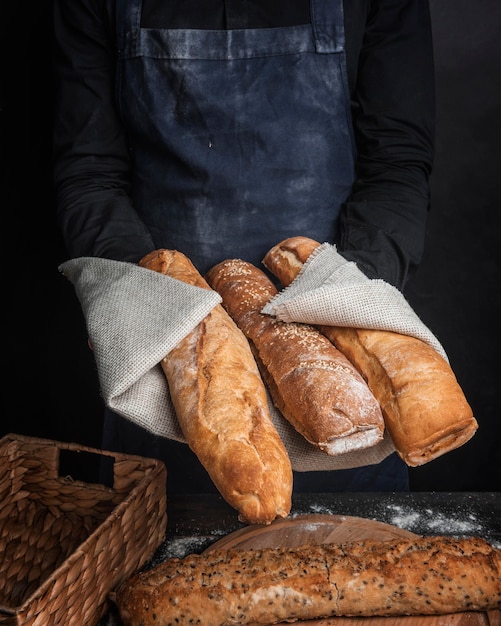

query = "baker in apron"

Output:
[[93, 0, 409, 492]]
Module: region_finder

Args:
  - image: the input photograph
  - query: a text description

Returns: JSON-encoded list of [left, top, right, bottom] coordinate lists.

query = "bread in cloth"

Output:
[[263, 237, 478, 467], [115, 534, 501, 624], [206, 258, 384, 456], [139, 249, 292, 525]]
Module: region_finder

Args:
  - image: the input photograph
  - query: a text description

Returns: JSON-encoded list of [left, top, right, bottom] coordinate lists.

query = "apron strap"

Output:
[[311, 0, 346, 53], [116, 0, 141, 52]]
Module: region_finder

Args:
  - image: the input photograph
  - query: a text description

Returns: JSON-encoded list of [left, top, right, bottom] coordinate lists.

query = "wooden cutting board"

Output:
[[205, 514, 500, 626]]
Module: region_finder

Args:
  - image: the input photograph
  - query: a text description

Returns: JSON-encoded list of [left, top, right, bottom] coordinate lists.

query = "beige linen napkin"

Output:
[[262, 242, 448, 361], [59, 258, 221, 440], [59, 256, 396, 471]]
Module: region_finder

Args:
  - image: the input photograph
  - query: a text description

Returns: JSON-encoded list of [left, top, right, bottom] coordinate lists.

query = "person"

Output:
[[52, 0, 435, 494]]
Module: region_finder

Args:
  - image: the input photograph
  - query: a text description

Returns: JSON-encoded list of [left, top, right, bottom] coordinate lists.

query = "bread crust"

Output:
[[139, 249, 292, 525], [262, 237, 478, 466], [115, 535, 501, 624], [205, 259, 384, 456]]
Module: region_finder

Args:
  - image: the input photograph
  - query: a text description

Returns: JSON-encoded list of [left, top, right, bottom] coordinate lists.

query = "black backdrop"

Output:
[[3, 0, 500, 490]]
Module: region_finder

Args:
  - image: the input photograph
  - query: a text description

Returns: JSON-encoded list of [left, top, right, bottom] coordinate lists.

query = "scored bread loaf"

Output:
[[205, 259, 385, 456], [115, 535, 501, 624], [139, 249, 292, 525], [263, 236, 478, 467]]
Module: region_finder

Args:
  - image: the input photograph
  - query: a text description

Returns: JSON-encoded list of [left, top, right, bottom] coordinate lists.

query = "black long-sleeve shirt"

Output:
[[52, 0, 435, 289]]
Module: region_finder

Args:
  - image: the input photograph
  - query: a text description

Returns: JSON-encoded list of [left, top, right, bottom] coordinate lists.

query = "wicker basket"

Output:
[[0, 433, 167, 626]]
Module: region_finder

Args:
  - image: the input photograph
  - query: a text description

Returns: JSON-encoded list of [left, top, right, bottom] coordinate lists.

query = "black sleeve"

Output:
[[52, 0, 155, 262], [338, 0, 435, 290]]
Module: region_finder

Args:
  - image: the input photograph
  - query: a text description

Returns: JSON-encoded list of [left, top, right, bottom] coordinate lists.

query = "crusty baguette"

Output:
[[205, 259, 385, 456], [139, 249, 292, 525], [115, 535, 501, 624], [263, 236, 478, 467]]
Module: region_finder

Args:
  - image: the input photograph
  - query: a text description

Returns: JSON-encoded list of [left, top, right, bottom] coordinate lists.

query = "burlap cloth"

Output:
[[59, 248, 447, 472]]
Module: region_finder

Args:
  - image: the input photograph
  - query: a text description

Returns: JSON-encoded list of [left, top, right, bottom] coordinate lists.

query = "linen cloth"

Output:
[[59, 256, 409, 471], [262, 243, 448, 361]]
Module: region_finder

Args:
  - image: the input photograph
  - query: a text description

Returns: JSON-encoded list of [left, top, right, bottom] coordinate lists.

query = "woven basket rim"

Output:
[[1, 432, 166, 463], [0, 432, 167, 618]]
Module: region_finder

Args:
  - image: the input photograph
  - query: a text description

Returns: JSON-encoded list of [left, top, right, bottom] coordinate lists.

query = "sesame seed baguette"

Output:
[[262, 236, 477, 467], [115, 535, 501, 624], [205, 259, 384, 456], [139, 249, 292, 525]]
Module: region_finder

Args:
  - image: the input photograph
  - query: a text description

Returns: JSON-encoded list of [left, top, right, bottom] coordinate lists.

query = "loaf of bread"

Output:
[[205, 259, 385, 456], [263, 236, 478, 467], [139, 250, 292, 525], [115, 535, 501, 624]]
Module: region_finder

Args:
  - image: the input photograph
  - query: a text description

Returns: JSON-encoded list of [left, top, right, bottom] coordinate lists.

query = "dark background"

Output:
[[2, 0, 500, 490]]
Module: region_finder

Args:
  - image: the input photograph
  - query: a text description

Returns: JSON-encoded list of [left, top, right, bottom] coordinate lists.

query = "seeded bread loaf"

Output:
[[139, 249, 292, 525], [115, 535, 501, 624], [263, 236, 477, 467], [205, 258, 384, 456]]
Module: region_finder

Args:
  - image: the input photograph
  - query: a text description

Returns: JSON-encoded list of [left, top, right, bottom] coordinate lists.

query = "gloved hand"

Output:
[[262, 242, 448, 361], [59, 257, 221, 439]]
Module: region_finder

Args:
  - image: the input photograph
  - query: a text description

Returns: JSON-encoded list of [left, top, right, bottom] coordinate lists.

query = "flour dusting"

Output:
[[383, 503, 483, 534], [149, 532, 226, 565], [295, 497, 500, 549]]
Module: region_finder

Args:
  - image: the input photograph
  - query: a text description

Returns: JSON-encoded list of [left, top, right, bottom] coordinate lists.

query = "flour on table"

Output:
[[296, 499, 500, 548], [149, 531, 228, 564], [382, 503, 483, 534]]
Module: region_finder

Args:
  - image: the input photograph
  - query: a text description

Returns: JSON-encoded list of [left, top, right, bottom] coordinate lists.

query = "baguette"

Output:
[[263, 236, 477, 467], [205, 259, 385, 456], [115, 535, 501, 624], [139, 249, 292, 525]]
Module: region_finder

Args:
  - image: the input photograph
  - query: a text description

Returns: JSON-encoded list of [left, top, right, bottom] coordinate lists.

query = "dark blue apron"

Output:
[[107, 1, 408, 491], [115, 0, 356, 274]]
